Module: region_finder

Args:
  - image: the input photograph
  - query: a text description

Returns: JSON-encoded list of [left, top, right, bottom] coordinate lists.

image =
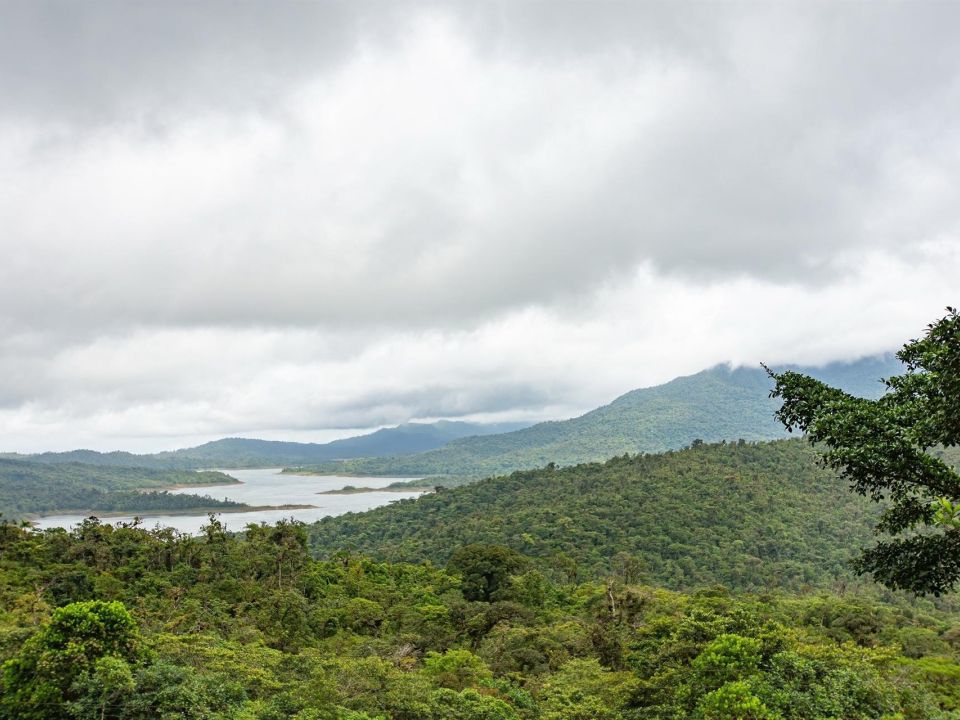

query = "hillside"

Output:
[[308, 439, 888, 592], [0, 459, 242, 519], [154, 420, 529, 468], [297, 355, 902, 478], [9, 420, 528, 470]]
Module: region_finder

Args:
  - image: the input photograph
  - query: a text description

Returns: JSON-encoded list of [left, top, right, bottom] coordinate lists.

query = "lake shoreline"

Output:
[[28, 503, 317, 523], [142, 479, 242, 491], [31, 469, 425, 534]]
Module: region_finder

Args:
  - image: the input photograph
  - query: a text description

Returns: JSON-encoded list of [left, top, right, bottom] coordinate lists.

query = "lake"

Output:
[[31, 468, 425, 535]]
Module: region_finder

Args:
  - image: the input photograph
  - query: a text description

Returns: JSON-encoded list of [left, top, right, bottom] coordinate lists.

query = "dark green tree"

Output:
[[447, 544, 528, 602], [767, 308, 960, 595]]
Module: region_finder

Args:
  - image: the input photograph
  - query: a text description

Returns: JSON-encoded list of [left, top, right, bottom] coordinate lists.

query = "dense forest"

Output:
[[307, 439, 898, 593], [0, 460, 242, 519], [295, 358, 900, 479], [1, 519, 958, 719]]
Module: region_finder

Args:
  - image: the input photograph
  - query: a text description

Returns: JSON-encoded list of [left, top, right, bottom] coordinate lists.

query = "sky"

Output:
[[1, 1, 959, 453]]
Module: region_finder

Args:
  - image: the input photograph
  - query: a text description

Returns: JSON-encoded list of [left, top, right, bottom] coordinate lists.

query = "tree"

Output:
[[0, 601, 140, 719], [767, 308, 960, 595], [68, 656, 135, 720], [447, 544, 528, 602], [691, 634, 762, 689], [423, 649, 492, 691], [429, 688, 519, 720], [695, 681, 774, 720]]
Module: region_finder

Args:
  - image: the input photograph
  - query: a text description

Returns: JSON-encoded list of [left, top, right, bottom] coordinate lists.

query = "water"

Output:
[[31, 468, 425, 535]]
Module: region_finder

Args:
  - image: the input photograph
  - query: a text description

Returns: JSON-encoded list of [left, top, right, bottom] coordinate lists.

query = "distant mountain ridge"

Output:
[[8, 420, 531, 470], [5, 354, 900, 476], [299, 354, 902, 478]]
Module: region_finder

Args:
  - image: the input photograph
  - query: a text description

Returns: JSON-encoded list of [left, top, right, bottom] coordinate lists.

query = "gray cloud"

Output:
[[0, 2, 726, 125], [0, 1, 373, 124], [0, 3, 956, 331], [1, 1, 959, 450]]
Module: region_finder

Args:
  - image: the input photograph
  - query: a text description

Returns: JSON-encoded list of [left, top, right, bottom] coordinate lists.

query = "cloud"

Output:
[[0, 1, 381, 124], [1, 2, 959, 450], [1, 242, 957, 453]]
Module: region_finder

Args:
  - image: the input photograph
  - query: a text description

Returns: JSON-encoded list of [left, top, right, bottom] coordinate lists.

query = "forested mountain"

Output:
[[154, 421, 530, 468], [310, 439, 889, 592], [5, 357, 896, 477], [296, 355, 902, 478], [2, 519, 958, 719], [8, 420, 529, 470], [0, 459, 242, 519]]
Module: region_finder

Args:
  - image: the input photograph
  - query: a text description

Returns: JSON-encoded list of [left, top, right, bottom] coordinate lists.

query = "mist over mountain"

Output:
[[5, 355, 898, 476], [301, 354, 902, 478]]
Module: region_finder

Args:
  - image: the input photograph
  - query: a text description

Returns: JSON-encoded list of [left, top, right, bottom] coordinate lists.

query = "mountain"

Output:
[[5, 354, 898, 476], [294, 354, 903, 478], [11, 420, 530, 470], [307, 438, 889, 591], [312, 438, 960, 592], [11, 449, 160, 468]]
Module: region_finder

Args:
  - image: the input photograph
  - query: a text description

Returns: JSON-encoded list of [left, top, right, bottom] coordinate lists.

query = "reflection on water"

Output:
[[32, 468, 425, 535]]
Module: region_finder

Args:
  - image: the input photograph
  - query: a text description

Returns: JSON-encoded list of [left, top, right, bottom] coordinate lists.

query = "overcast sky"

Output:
[[1, 1, 958, 452]]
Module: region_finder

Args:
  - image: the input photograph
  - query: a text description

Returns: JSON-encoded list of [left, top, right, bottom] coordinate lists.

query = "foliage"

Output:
[[308, 439, 895, 592], [768, 309, 960, 595], [0, 600, 140, 718], [447, 545, 528, 602], [0, 458, 241, 520], [691, 634, 763, 687], [423, 649, 492, 690], [695, 680, 774, 720], [0, 518, 957, 719]]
